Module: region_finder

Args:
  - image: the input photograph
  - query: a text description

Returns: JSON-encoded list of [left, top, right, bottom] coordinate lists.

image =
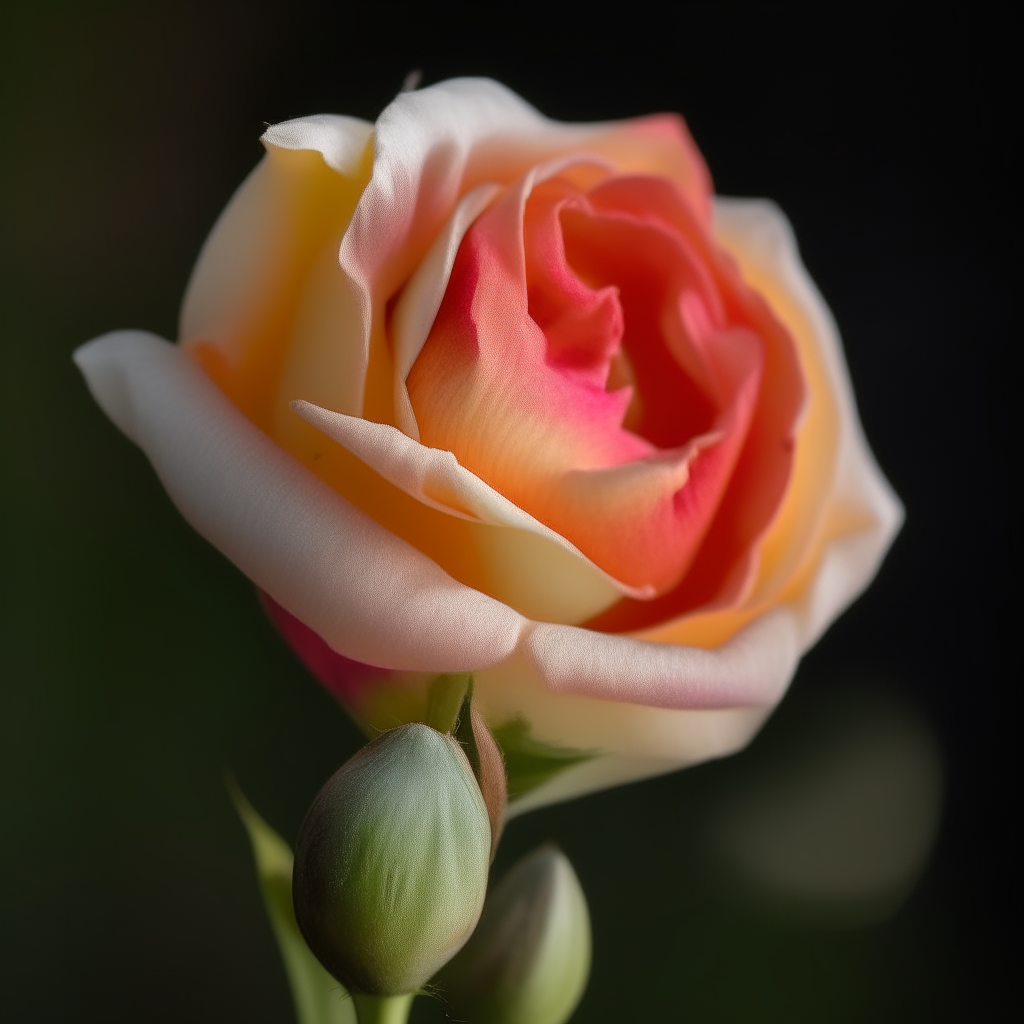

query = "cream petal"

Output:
[[261, 114, 375, 177], [475, 608, 800, 812], [271, 232, 367, 427], [291, 400, 651, 621], [176, 114, 373, 436], [180, 114, 372, 351], [525, 608, 799, 710], [506, 734, 766, 818], [794, 458, 904, 647], [73, 331, 526, 672]]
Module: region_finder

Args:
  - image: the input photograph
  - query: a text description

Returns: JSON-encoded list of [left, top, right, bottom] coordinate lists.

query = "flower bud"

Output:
[[438, 844, 591, 1024], [293, 722, 491, 996]]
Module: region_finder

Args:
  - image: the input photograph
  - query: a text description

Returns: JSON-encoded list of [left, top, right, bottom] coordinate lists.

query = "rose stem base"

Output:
[[351, 992, 415, 1024]]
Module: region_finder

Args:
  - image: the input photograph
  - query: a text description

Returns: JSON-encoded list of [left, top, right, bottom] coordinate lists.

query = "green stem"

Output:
[[351, 992, 415, 1024]]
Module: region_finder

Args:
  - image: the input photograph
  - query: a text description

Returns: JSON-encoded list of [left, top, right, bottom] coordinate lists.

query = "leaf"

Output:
[[228, 779, 356, 1024], [490, 719, 595, 801]]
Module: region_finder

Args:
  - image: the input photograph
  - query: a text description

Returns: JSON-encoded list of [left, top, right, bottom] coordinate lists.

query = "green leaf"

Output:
[[490, 718, 596, 800], [228, 779, 356, 1024]]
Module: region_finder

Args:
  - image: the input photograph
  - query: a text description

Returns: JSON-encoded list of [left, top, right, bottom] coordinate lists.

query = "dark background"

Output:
[[1, 4, 1013, 1021]]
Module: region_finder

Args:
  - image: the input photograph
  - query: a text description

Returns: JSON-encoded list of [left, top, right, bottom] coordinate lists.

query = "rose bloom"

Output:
[[76, 79, 901, 811]]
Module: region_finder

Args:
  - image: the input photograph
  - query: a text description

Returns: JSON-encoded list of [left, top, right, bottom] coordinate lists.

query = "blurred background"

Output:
[[1, 4, 1013, 1021]]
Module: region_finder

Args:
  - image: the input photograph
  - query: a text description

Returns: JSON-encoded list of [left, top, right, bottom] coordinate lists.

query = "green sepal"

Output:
[[491, 718, 595, 800], [228, 778, 356, 1024], [452, 678, 479, 772], [451, 678, 508, 859], [424, 672, 472, 733]]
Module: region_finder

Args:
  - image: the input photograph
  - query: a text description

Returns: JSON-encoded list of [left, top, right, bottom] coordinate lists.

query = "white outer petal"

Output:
[[73, 330, 526, 672], [527, 610, 799, 710], [477, 611, 802, 815]]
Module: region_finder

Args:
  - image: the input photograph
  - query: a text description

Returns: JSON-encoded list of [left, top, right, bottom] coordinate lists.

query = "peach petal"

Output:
[[549, 429, 732, 591], [307, 79, 709, 427], [409, 179, 654, 481], [412, 170, 779, 596], [391, 182, 502, 440], [636, 199, 903, 649], [291, 400, 653, 601], [719, 198, 903, 622], [180, 115, 373, 429]]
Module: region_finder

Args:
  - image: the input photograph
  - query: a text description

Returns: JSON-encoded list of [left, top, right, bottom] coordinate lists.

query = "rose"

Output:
[[75, 79, 901, 810]]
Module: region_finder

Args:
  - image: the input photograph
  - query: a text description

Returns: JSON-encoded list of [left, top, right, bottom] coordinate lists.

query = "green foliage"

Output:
[[491, 718, 595, 800], [229, 781, 356, 1024]]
